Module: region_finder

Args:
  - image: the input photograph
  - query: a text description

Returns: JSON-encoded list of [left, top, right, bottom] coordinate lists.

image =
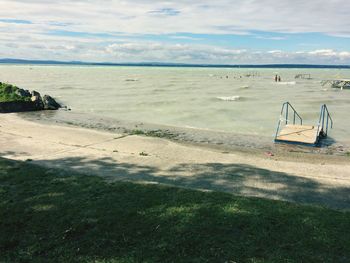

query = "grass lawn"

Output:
[[0, 157, 349, 262]]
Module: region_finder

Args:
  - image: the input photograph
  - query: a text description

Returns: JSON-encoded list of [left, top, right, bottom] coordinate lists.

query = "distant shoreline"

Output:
[[1, 58, 350, 69]]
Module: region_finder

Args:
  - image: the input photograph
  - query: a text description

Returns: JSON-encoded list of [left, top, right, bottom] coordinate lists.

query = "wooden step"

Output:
[[275, 124, 319, 145]]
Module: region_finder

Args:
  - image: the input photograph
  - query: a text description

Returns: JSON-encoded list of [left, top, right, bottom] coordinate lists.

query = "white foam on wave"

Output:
[[216, 95, 241, 101], [277, 81, 296, 85]]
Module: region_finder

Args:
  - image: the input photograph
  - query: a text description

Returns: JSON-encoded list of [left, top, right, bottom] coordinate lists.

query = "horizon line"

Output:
[[1, 58, 350, 69]]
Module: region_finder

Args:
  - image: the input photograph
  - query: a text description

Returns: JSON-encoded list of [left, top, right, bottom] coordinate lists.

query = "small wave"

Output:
[[216, 95, 241, 101], [137, 100, 177, 106], [277, 81, 296, 85], [152, 88, 166, 92], [59, 86, 74, 90], [240, 86, 249, 89]]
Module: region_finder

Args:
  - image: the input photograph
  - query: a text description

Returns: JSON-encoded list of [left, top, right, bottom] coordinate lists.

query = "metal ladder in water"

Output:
[[274, 102, 333, 146]]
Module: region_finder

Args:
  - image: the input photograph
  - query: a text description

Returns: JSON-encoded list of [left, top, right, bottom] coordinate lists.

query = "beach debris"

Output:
[[62, 105, 71, 111], [139, 151, 149, 156], [265, 151, 274, 157]]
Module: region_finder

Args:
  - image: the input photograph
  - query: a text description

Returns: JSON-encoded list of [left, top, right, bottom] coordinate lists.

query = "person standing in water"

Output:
[[275, 75, 278, 82], [278, 76, 281, 82]]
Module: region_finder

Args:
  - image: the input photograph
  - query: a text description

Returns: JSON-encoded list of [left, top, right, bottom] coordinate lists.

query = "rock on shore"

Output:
[[0, 82, 62, 113]]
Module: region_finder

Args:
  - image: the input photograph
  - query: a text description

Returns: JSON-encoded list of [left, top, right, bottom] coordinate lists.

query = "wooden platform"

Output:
[[275, 124, 319, 145]]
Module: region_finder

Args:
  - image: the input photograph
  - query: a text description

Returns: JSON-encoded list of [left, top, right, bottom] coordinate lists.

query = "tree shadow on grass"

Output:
[[1, 157, 350, 263], [1, 157, 350, 262], [28, 155, 350, 210]]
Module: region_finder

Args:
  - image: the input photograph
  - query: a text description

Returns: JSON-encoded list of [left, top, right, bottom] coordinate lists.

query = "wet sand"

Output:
[[18, 110, 350, 157], [1, 113, 350, 210]]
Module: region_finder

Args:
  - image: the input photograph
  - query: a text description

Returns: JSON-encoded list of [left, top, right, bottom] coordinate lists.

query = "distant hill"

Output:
[[1, 58, 349, 69]]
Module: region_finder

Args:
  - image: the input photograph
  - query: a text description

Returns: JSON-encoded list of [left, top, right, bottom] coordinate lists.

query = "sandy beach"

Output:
[[1, 113, 349, 210]]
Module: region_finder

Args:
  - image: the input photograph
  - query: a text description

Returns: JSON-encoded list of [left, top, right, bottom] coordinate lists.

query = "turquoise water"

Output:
[[0, 65, 349, 144]]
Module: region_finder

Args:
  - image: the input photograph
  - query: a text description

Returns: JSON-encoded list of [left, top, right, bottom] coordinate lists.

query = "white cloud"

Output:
[[307, 49, 350, 61], [339, 51, 350, 59], [104, 42, 248, 62], [268, 50, 282, 54], [3, 39, 347, 64], [309, 49, 336, 56], [1, 0, 350, 63], [103, 45, 350, 64], [1, 0, 350, 35]]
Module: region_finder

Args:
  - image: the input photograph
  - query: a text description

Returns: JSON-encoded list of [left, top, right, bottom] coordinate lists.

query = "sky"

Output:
[[1, 0, 350, 64]]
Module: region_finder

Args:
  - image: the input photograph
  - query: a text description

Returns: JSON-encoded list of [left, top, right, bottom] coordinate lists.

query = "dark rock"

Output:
[[31, 90, 41, 97], [0, 101, 41, 113], [1, 84, 62, 112], [30, 90, 44, 109], [42, 95, 61, 110], [15, 88, 31, 98]]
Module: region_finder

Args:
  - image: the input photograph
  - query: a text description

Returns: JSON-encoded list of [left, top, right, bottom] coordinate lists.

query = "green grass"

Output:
[[130, 129, 146, 135], [0, 157, 349, 262], [0, 82, 30, 102]]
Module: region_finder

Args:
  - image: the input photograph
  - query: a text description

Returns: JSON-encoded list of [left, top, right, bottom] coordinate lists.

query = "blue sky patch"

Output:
[[0, 18, 32, 24], [148, 8, 180, 16]]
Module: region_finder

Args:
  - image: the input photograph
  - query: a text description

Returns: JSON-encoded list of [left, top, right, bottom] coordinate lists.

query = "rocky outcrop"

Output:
[[31, 90, 41, 98], [15, 88, 31, 98], [0, 82, 62, 113], [30, 90, 44, 109], [0, 101, 40, 113], [43, 95, 61, 110]]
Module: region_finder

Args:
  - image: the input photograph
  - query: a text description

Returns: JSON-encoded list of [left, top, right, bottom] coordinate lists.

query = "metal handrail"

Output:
[[316, 104, 333, 139], [275, 102, 303, 139]]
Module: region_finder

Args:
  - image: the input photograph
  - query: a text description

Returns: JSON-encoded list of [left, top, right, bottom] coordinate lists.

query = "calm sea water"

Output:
[[1, 65, 349, 145]]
